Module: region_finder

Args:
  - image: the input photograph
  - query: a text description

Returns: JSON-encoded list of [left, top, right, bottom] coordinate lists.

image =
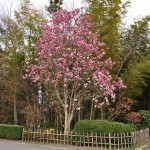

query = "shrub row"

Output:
[[0, 124, 24, 140], [74, 120, 137, 134]]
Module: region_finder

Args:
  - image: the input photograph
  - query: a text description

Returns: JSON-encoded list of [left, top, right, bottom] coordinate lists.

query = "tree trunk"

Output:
[[64, 110, 70, 133], [90, 99, 94, 120], [14, 94, 17, 125], [64, 110, 73, 134], [100, 107, 103, 120]]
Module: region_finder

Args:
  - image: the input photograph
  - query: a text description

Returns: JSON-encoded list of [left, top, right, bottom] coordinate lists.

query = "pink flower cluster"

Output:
[[27, 9, 126, 106]]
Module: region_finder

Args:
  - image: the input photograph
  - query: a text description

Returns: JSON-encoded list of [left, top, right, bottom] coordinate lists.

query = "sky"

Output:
[[0, 0, 150, 25]]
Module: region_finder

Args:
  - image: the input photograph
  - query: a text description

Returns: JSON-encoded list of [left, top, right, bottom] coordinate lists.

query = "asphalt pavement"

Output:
[[1, 139, 150, 150], [135, 140, 150, 150], [0, 139, 88, 150]]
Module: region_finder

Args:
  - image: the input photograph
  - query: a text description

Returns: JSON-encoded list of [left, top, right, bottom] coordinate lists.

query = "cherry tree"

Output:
[[26, 9, 126, 133]]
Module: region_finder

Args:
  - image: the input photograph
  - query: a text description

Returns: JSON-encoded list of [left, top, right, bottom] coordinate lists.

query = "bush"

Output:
[[0, 124, 24, 140], [125, 112, 141, 123], [72, 120, 136, 147], [127, 123, 138, 130], [74, 120, 136, 134], [138, 110, 150, 129]]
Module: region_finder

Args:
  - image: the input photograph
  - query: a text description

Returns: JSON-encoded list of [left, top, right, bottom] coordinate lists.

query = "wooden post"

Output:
[[113, 133, 116, 149], [75, 132, 77, 146], [28, 129, 30, 142], [79, 132, 81, 147], [46, 129, 48, 143], [131, 132, 135, 147], [117, 133, 119, 150], [121, 133, 123, 149], [60, 131, 62, 144], [70, 131, 72, 145], [100, 133, 102, 148], [91, 132, 93, 148], [87, 132, 89, 147], [124, 133, 126, 148], [40, 129, 42, 143], [64, 131, 65, 145], [109, 133, 111, 150], [96, 133, 98, 148], [22, 128, 24, 141], [104, 133, 106, 149], [83, 132, 85, 147], [127, 132, 129, 147], [30, 129, 32, 142], [56, 130, 58, 144]]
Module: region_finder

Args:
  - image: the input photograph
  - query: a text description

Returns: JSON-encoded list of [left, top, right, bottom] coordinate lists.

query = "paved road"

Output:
[[2, 139, 150, 150], [135, 140, 150, 150], [0, 140, 87, 150], [142, 141, 150, 150]]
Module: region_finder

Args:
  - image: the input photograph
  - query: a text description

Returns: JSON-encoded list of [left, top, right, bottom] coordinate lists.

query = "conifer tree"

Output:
[[46, 0, 63, 13]]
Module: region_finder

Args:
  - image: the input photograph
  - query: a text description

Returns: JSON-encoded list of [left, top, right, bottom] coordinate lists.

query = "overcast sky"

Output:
[[0, 0, 150, 25]]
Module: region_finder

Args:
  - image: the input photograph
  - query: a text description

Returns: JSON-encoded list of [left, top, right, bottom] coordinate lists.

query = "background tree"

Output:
[[15, 0, 47, 63], [46, 0, 63, 13], [86, 0, 130, 71], [0, 15, 25, 124], [121, 58, 150, 109], [81, 0, 131, 121], [120, 16, 150, 111], [0, 0, 47, 126], [85, 0, 150, 117], [14, 0, 48, 127], [118, 16, 150, 76]]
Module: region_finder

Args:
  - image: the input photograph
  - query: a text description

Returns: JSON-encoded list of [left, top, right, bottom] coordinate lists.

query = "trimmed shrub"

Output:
[[0, 124, 24, 140], [74, 120, 136, 134], [127, 123, 138, 130], [71, 120, 136, 147]]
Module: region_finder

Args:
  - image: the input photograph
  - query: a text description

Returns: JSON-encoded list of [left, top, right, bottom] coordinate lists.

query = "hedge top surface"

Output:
[[0, 124, 24, 127], [0, 124, 24, 140], [74, 120, 137, 134]]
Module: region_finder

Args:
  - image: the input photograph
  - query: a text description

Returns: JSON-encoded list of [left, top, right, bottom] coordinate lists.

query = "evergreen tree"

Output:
[[86, 0, 130, 69], [120, 16, 150, 110], [46, 0, 63, 13]]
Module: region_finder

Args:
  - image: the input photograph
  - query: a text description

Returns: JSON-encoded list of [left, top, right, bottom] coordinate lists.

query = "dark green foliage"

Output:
[[46, 0, 63, 13], [121, 16, 150, 58], [86, 0, 130, 72], [0, 124, 24, 140], [0, 0, 46, 126], [74, 120, 136, 134], [138, 110, 150, 129], [121, 58, 150, 98], [72, 120, 136, 147], [127, 123, 138, 130], [120, 16, 150, 111], [0, 101, 14, 124]]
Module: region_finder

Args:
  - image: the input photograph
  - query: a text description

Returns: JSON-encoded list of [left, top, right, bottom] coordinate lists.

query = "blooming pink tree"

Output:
[[26, 9, 126, 133]]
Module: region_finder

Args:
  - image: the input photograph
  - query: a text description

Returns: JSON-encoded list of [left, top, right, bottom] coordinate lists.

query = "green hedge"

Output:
[[138, 110, 150, 129], [74, 120, 137, 134], [0, 124, 24, 140]]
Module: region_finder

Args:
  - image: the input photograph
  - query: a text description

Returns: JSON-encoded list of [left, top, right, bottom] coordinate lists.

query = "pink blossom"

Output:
[[26, 9, 126, 113]]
